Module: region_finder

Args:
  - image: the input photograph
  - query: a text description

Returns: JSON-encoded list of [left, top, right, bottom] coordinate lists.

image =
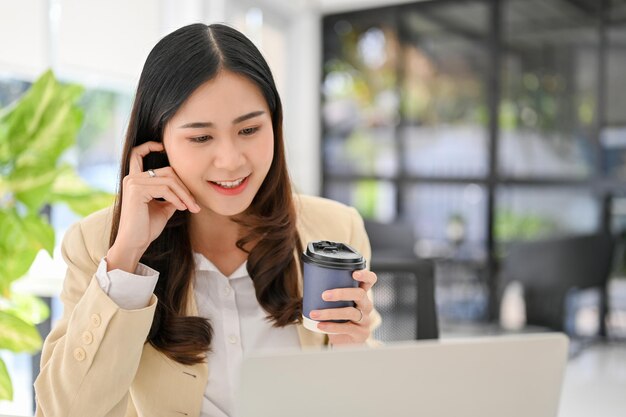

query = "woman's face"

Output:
[[163, 70, 274, 217]]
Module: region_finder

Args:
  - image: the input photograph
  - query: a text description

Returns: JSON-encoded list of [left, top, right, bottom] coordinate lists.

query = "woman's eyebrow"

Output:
[[177, 110, 266, 129], [232, 110, 265, 124]]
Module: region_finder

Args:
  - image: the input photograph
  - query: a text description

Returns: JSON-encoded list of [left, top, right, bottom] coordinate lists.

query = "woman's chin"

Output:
[[195, 200, 253, 218]]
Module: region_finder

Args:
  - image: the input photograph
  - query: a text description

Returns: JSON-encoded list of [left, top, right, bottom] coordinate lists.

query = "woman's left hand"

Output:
[[309, 269, 378, 345]]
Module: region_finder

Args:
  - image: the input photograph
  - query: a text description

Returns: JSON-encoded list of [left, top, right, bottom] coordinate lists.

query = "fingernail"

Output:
[[322, 291, 333, 301], [354, 271, 362, 278], [310, 311, 320, 319]]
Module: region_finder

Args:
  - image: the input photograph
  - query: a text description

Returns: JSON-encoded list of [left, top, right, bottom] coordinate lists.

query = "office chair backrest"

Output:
[[501, 233, 613, 290], [363, 219, 438, 341], [363, 219, 416, 258], [499, 233, 614, 331]]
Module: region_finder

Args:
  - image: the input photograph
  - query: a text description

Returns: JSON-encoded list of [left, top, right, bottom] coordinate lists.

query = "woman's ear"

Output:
[[143, 149, 170, 170]]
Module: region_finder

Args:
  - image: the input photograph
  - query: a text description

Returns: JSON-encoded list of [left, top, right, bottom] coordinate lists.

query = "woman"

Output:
[[34, 23, 381, 417]]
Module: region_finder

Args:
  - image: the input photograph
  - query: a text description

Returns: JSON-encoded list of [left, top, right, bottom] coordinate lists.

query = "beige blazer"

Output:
[[34, 194, 382, 417]]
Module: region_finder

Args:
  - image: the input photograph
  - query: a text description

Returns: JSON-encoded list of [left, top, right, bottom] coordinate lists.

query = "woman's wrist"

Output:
[[106, 244, 147, 274]]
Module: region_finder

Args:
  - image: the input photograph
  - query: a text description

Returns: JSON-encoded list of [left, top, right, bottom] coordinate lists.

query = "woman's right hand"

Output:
[[106, 141, 201, 273]]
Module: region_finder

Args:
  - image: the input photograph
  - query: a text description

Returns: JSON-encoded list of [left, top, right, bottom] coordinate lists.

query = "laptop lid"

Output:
[[235, 333, 568, 417]]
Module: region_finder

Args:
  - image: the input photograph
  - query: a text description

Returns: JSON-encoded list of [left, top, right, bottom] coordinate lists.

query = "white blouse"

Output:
[[95, 253, 301, 417]]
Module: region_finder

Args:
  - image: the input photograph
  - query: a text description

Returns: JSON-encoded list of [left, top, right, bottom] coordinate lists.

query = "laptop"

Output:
[[235, 333, 568, 417]]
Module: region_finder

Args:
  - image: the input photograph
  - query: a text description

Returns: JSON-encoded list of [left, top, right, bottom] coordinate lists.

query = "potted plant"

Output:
[[0, 70, 114, 401]]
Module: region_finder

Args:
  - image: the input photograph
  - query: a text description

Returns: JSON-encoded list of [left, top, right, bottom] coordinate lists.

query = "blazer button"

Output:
[[73, 347, 86, 362], [81, 331, 93, 345], [90, 314, 101, 327]]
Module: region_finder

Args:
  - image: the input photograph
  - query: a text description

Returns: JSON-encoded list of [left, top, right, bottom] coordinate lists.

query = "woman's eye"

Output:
[[240, 126, 259, 136], [190, 135, 211, 143]]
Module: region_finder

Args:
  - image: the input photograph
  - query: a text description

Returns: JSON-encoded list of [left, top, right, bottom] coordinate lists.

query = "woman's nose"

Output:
[[212, 137, 245, 170]]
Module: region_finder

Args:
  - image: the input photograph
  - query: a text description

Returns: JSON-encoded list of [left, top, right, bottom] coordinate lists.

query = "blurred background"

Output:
[[1, 0, 625, 416]]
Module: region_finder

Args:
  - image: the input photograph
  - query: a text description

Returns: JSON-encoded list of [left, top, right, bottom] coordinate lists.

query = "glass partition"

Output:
[[499, 0, 599, 178], [400, 1, 490, 177], [322, 10, 400, 178]]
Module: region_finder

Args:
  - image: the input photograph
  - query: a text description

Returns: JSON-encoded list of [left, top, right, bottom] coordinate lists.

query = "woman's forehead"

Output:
[[180, 71, 267, 113]]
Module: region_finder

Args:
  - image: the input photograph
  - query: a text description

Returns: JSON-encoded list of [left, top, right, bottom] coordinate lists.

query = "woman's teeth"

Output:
[[212, 177, 246, 188]]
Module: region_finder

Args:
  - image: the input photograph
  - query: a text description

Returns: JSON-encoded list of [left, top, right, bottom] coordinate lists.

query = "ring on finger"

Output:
[[147, 169, 157, 178], [353, 307, 364, 323]]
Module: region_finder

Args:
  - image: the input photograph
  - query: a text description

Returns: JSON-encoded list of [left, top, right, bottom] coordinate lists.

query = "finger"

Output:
[[137, 176, 200, 213], [327, 327, 370, 345], [317, 321, 367, 338], [322, 290, 373, 315], [128, 141, 165, 176], [159, 201, 179, 220], [309, 307, 364, 323], [143, 184, 188, 211], [322, 287, 370, 306], [352, 270, 377, 292], [152, 167, 200, 210]]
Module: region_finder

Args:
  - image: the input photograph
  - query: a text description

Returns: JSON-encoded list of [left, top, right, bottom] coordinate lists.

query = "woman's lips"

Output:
[[208, 175, 250, 196]]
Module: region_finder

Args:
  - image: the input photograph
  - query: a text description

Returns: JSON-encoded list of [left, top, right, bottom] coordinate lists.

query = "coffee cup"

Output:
[[301, 240, 366, 334]]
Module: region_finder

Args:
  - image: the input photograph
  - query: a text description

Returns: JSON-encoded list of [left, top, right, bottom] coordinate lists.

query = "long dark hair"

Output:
[[109, 23, 303, 365]]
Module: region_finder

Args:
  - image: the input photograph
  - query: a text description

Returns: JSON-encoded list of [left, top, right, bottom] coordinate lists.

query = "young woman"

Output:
[[34, 23, 381, 417]]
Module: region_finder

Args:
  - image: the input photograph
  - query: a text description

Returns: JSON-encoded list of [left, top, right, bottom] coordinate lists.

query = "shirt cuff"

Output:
[[95, 257, 159, 310]]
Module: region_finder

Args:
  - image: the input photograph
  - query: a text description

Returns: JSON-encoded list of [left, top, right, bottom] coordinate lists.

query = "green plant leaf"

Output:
[[0, 122, 9, 168], [21, 213, 55, 257], [8, 165, 63, 213], [0, 210, 40, 292], [1, 70, 83, 165], [0, 357, 12, 401], [57, 190, 115, 217], [50, 166, 114, 216], [14, 101, 84, 169], [0, 70, 84, 214], [0, 310, 42, 353], [0, 209, 53, 293], [4, 293, 50, 325], [0, 247, 38, 296], [0, 71, 56, 162], [0, 70, 100, 404]]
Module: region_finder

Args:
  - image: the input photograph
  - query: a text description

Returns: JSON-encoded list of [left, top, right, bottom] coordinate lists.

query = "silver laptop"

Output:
[[235, 333, 568, 417]]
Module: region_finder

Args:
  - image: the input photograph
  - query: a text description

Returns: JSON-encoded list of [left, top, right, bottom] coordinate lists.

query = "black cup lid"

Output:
[[301, 240, 366, 270]]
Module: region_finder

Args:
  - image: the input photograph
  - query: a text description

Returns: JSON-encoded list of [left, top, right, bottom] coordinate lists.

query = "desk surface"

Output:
[[558, 342, 626, 417]]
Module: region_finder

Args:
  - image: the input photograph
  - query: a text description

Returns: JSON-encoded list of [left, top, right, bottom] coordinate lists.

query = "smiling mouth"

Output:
[[209, 175, 249, 189]]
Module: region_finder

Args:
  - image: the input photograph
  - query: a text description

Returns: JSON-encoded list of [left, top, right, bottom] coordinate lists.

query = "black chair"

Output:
[[498, 233, 614, 336], [364, 219, 438, 341]]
